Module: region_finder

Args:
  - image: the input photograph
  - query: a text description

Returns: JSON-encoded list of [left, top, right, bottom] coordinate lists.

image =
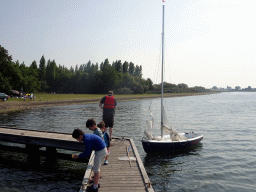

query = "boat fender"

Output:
[[170, 132, 178, 141]]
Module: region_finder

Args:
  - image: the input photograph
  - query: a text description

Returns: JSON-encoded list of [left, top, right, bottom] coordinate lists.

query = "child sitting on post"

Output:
[[97, 121, 110, 165], [86, 119, 103, 139]]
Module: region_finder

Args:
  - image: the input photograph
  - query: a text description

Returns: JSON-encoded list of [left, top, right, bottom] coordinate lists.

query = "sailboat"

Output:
[[141, 4, 203, 154]]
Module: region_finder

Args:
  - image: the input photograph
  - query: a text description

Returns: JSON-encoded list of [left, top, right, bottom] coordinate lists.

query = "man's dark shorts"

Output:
[[103, 113, 114, 128]]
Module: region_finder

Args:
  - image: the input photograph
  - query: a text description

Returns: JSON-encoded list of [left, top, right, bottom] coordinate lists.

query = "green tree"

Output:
[[119, 73, 134, 90], [30, 60, 37, 70], [39, 56, 46, 81], [0, 45, 13, 93], [132, 81, 144, 94], [178, 83, 188, 89], [140, 78, 153, 93], [19, 65, 40, 93], [113, 60, 122, 73], [100, 58, 111, 72], [11, 63, 22, 91], [70, 66, 74, 73], [191, 86, 206, 92], [0, 45, 12, 64], [97, 59, 118, 93], [123, 61, 129, 73], [146, 78, 153, 90], [38, 57, 48, 92], [134, 65, 142, 77], [46, 60, 57, 91], [0, 72, 12, 93], [129, 62, 135, 76]]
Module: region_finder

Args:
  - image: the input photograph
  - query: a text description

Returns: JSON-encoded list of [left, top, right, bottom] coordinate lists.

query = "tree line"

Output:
[[0, 45, 208, 95]]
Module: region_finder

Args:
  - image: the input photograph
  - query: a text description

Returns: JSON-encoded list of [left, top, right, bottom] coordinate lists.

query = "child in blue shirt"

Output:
[[86, 119, 103, 139], [97, 121, 110, 165], [72, 129, 107, 192]]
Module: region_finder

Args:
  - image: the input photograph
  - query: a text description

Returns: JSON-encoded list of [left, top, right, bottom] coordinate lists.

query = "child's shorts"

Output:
[[93, 147, 107, 173]]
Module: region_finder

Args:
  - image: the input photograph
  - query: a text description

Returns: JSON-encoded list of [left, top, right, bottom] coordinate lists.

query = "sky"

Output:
[[0, 0, 255, 89]]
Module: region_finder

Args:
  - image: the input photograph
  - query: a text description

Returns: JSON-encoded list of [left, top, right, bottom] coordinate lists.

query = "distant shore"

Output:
[[0, 92, 215, 114]]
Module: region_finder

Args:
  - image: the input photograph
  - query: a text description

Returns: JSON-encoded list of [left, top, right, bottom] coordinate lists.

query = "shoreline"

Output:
[[0, 92, 215, 114]]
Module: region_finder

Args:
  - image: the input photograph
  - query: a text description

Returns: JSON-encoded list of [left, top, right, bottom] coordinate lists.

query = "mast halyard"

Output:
[[161, 4, 165, 138]]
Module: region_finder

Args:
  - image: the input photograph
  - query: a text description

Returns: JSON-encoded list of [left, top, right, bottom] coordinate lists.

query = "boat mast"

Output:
[[161, 4, 164, 138]]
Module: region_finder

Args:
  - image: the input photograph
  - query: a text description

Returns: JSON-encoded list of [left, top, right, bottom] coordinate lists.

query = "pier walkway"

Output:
[[81, 137, 154, 192]]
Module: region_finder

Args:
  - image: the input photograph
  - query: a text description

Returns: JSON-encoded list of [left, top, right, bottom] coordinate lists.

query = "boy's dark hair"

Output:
[[72, 129, 85, 139], [97, 121, 105, 128], [86, 119, 96, 128]]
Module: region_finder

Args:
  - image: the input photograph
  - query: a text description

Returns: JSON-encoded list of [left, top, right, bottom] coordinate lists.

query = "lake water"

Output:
[[0, 92, 256, 192]]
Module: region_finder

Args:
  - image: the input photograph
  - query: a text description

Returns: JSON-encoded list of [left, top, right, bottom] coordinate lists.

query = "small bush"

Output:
[[115, 87, 133, 94]]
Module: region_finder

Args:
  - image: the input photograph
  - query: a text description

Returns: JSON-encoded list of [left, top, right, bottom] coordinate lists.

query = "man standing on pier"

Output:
[[99, 91, 117, 140]]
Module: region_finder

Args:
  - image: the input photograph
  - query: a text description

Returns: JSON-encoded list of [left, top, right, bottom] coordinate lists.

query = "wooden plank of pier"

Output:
[[0, 127, 84, 151], [80, 137, 154, 192]]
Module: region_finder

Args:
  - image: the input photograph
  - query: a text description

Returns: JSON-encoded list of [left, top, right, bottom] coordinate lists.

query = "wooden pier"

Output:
[[0, 127, 154, 192], [0, 126, 89, 164], [81, 137, 154, 192]]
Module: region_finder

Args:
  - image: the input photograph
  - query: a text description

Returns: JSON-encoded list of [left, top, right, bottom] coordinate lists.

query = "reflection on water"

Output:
[[144, 143, 203, 192], [1, 92, 256, 191], [0, 149, 84, 192]]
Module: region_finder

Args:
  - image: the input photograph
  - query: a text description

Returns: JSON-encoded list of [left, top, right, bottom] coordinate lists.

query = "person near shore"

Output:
[[97, 121, 110, 165], [86, 119, 103, 139], [72, 129, 107, 192], [99, 91, 117, 140]]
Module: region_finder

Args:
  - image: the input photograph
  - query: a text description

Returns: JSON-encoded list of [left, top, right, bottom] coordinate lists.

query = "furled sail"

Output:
[[144, 105, 187, 141]]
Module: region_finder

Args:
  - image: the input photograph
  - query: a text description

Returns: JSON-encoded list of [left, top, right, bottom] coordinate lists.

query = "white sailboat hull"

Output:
[[142, 132, 203, 153]]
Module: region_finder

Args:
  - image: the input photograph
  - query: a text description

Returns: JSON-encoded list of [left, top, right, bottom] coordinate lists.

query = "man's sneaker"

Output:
[[86, 185, 98, 192], [104, 160, 108, 165]]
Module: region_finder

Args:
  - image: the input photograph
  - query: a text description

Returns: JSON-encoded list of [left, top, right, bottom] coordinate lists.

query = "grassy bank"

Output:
[[0, 92, 214, 114]]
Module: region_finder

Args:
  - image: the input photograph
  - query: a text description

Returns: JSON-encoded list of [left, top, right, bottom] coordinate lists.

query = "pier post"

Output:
[[26, 144, 40, 166], [46, 147, 57, 163]]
